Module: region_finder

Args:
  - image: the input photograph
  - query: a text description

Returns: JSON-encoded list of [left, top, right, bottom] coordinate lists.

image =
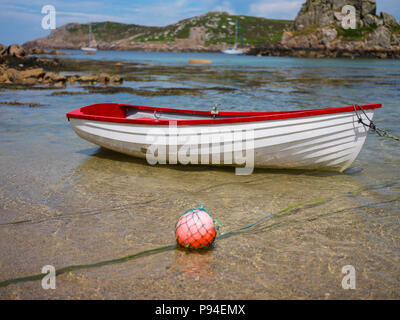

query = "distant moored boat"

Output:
[[222, 19, 246, 55], [81, 23, 97, 53]]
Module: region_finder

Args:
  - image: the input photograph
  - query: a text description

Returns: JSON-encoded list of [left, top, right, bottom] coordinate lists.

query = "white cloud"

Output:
[[128, 0, 203, 25], [249, 0, 303, 19], [56, 11, 131, 24], [213, 1, 235, 14]]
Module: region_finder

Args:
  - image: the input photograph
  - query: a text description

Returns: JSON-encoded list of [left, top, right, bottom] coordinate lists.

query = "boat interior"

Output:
[[77, 103, 300, 121], [67, 103, 382, 124], [125, 108, 237, 120]]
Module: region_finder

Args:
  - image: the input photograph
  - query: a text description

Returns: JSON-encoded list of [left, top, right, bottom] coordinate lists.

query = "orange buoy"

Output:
[[188, 58, 212, 64], [176, 206, 217, 249]]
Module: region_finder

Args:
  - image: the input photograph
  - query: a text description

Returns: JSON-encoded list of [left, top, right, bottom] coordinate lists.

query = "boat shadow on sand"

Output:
[[77, 146, 346, 178]]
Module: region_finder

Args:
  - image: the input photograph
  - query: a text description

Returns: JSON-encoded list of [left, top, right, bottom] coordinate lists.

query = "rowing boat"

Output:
[[66, 103, 381, 173]]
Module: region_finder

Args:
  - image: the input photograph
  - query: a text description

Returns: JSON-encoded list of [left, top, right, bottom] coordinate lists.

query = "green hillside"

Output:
[[66, 12, 292, 46]]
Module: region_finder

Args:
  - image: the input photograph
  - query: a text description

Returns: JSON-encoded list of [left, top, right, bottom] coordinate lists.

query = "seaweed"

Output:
[[0, 100, 44, 107]]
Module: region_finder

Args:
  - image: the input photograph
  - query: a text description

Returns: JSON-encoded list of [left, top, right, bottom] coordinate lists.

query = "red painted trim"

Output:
[[66, 103, 382, 126]]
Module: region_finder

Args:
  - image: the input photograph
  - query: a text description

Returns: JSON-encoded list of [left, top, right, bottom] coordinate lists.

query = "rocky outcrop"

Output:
[[0, 66, 123, 86], [1, 44, 27, 58], [363, 13, 382, 27], [367, 26, 392, 48], [0, 66, 63, 85], [0, 44, 67, 59], [77, 73, 121, 84], [19, 68, 46, 79], [293, 0, 377, 30], [380, 12, 399, 26], [273, 0, 400, 58], [317, 27, 338, 44], [0, 50, 123, 86]]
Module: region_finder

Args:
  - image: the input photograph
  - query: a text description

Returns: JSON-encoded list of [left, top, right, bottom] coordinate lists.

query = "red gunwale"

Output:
[[66, 103, 382, 126]]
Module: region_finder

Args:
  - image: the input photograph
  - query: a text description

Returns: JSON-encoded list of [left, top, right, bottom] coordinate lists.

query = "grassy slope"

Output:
[[66, 12, 292, 46], [337, 24, 400, 42]]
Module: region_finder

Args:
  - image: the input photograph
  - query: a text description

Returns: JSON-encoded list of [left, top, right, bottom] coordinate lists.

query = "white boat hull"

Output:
[[81, 47, 97, 52], [70, 109, 374, 172], [222, 49, 245, 55]]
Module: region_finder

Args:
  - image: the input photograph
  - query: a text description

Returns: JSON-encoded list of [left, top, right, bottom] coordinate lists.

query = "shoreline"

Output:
[[23, 43, 225, 53], [21, 44, 400, 59], [246, 44, 400, 59]]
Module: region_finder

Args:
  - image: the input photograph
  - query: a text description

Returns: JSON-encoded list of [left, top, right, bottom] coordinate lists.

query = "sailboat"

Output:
[[222, 20, 245, 55], [81, 23, 97, 53]]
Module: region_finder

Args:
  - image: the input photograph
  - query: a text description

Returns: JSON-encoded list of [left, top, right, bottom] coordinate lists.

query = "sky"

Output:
[[0, 0, 399, 45]]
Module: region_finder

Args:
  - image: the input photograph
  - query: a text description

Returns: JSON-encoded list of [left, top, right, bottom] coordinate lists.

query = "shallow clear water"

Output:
[[0, 51, 399, 299]]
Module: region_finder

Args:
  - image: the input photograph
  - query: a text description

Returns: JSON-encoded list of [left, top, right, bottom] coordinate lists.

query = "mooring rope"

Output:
[[354, 105, 400, 142], [218, 179, 399, 239], [0, 244, 176, 288], [217, 198, 328, 240], [0, 180, 398, 289]]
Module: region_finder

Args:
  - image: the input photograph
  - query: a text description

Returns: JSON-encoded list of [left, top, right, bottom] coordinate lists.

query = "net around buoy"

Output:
[[175, 205, 218, 249]]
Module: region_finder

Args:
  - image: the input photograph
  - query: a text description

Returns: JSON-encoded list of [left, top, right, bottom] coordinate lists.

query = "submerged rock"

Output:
[[19, 68, 46, 79], [26, 47, 68, 55], [0, 100, 43, 107], [110, 75, 123, 83], [78, 74, 98, 83], [48, 48, 67, 55], [77, 74, 123, 84], [98, 73, 111, 83], [67, 76, 78, 85], [28, 48, 47, 55]]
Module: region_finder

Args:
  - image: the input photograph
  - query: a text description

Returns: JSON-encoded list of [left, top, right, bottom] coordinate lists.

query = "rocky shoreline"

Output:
[[0, 44, 123, 86], [247, 43, 400, 59], [24, 40, 225, 53]]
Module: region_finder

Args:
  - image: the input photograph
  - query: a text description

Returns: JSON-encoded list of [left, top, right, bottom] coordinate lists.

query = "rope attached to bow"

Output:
[[353, 105, 400, 142]]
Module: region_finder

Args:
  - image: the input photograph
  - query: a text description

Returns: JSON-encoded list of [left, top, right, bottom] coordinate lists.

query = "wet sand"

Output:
[[0, 148, 398, 299]]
